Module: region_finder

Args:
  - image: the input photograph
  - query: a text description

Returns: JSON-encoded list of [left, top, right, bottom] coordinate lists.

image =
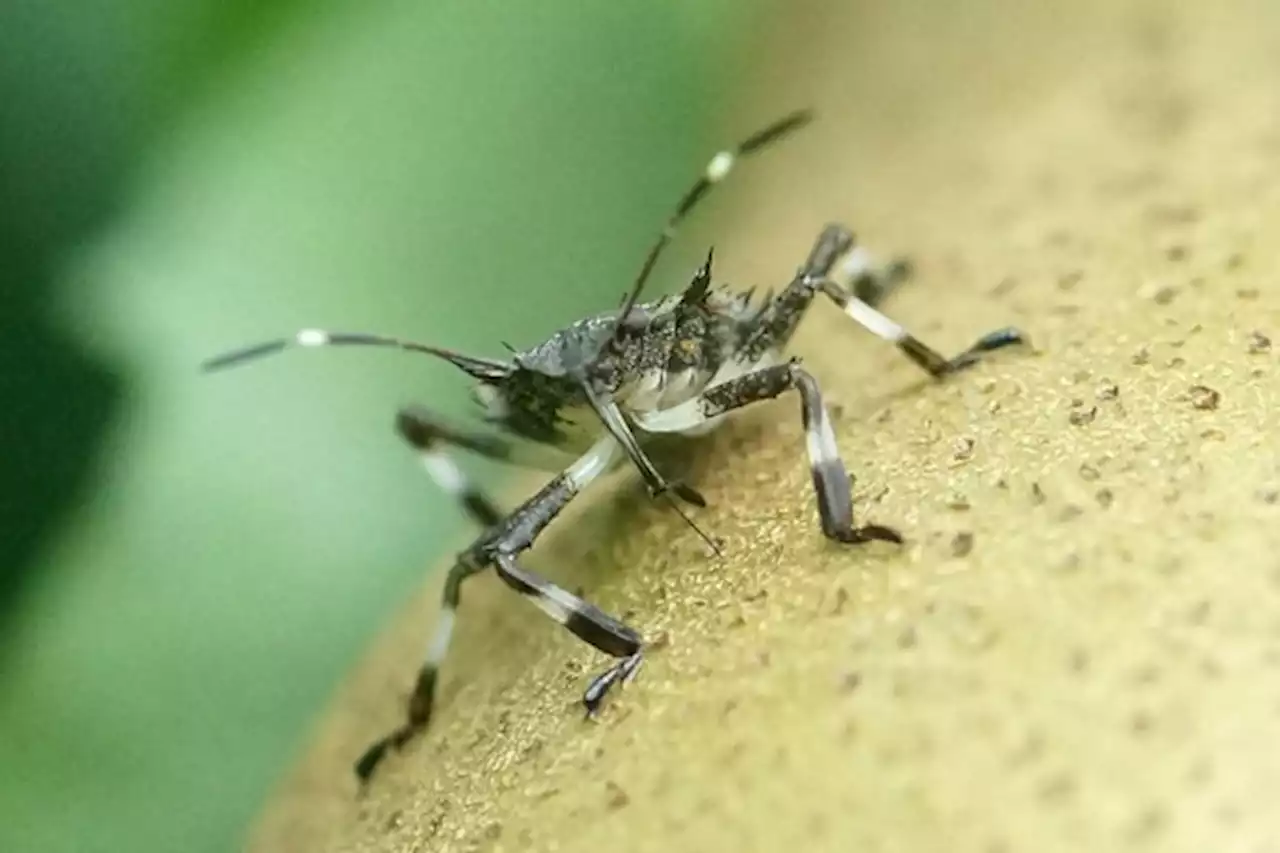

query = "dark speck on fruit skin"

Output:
[[1069, 406, 1098, 426], [1186, 384, 1221, 410], [1068, 648, 1091, 674], [605, 781, 630, 811]]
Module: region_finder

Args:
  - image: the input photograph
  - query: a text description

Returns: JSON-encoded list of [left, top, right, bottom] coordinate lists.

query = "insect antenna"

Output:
[[201, 329, 511, 379], [606, 108, 814, 348]]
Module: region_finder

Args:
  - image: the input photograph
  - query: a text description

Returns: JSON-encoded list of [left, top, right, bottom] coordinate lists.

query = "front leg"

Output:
[[483, 438, 648, 717], [355, 436, 645, 782]]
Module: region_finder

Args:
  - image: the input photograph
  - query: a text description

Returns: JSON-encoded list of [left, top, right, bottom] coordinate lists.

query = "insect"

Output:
[[203, 110, 1025, 783]]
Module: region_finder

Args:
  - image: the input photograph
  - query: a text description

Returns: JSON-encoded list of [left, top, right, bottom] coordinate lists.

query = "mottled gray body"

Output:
[[474, 283, 779, 455]]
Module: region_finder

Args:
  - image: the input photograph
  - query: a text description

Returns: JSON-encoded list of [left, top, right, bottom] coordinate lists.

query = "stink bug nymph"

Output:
[[204, 110, 1025, 783]]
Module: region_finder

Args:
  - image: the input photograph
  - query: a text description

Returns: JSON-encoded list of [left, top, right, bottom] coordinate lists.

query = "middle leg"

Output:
[[636, 361, 902, 544]]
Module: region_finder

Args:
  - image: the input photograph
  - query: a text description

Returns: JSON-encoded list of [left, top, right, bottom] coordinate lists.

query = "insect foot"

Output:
[[353, 666, 437, 784], [583, 651, 645, 718], [834, 523, 905, 545]]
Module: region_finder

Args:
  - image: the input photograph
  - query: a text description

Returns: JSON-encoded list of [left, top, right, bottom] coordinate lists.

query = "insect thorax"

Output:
[[472, 289, 771, 451]]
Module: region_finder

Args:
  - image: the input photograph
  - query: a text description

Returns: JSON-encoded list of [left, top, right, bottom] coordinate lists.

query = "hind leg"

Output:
[[814, 224, 1027, 378], [834, 243, 913, 306]]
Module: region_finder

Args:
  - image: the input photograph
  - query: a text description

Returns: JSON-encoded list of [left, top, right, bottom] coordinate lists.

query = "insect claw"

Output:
[[673, 482, 708, 508], [620, 653, 644, 685], [582, 670, 614, 718], [886, 256, 914, 283], [582, 652, 644, 719], [841, 524, 905, 545]]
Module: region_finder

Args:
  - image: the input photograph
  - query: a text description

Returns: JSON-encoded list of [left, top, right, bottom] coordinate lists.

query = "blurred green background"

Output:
[[0, 2, 769, 850]]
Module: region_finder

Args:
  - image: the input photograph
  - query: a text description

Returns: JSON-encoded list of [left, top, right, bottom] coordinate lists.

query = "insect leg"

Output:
[[743, 224, 1024, 373], [480, 438, 645, 718], [810, 226, 1026, 377], [579, 383, 705, 507], [835, 245, 913, 307], [819, 277, 1025, 378], [359, 410, 587, 779], [396, 405, 578, 524], [354, 553, 485, 782], [355, 437, 631, 781], [739, 224, 867, 360], [395, 407, 508, 528], [481, 435, 645, 712], [636, 362, 903, 544], [356, 410, 530, 781], [492, 555, 644, 717], [577, 383, 723, 554]]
